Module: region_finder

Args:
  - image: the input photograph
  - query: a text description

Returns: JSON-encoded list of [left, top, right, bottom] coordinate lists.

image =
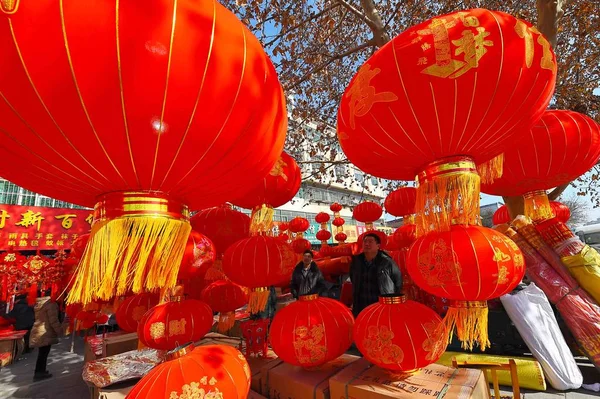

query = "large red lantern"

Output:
[[353, 201, 383, 228], [115, 293, 159, 333], [232, 151, 301, 210], [223, 235, 296, 312], [354, 296, 447, 372], [201, 280, 248, 333], [482, 110, 600, 221], [0, 1, 287, 304], [138, 297, 213, 351], [126, 344, 251, 399], [406, 225, 525, 349], [492, 201, 571, 226], [269, 295, 354, 368], [385, 187, 417, 218], [176, 231, 216, 281], [338, 9, 556, 235], [190, 205, 250, 255]]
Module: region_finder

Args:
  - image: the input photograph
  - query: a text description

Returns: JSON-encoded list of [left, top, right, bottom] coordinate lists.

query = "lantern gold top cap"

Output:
[[299, 294, 319, 301], [379, 295, 406, 304]]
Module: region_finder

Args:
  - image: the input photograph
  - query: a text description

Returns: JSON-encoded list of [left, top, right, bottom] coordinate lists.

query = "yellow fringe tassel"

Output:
[[248, 288, 270, 314], [217, 312, 236, 333], [477, 154, 504, 185], [415, 168, 481, 237], [443, 303, 490, 351], [524, 190, 554, 223], [250, 204, 275, 235], [67, 216, 191, 305]]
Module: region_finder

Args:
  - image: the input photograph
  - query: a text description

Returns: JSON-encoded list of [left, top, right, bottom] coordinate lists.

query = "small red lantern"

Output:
[[385, 187, 417, 218], [138, 296, 213, 351], [316, 230, 332, 242], [289, 217, 310, 233], [393, 224, 417, 249], [115, 293, 159, 333], [223, 236, 296, 312], [190, 205, 250, 255], [330, 203, 342, 212], [492, 201, 571, 225], [332, 217, 345, 227], [335, 232, 348, 243], [353, 201, 383, 229], [406, 225, 525, 349], [177, 231, 216, 281], [126, 344, 251, 399], [202, 280, 248, 333], [315, 212, 330, 225], [269, 295, 354, 368], [354, 296, 447, 372]]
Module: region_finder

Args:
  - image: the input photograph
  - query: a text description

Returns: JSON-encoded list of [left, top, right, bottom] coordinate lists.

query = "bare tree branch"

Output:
[[548, 183, 570, 201], [359, 0, 391, 46], [336, 0, 375, 28], [536, 0, 565, 47]]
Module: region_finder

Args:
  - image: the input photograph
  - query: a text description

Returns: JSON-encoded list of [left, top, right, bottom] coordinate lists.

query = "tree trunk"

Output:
[[503, 0, 566, 219]]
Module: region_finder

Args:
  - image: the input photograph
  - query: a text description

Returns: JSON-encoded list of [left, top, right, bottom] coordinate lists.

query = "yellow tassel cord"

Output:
[[250, 204, 275, 235], [217, 311, 236, 333], [248, 288, 270, 314], [443, 302, 490, 351], [67, 217, 191, 305], [476, 154, 504, 185], [403, 214, 416, 225], [415, 157, 481, 237], [524, 190, 554, 223]]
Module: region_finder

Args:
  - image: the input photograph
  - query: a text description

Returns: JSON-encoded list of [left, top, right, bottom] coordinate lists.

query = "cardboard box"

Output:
[[261, 354, 360, 399], [89, 380, 137, 399], [103, 332, 139, 358], [330, 359, 488, 399]]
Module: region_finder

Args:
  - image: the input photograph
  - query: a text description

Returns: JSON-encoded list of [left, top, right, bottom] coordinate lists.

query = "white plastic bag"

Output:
[[500, 283, 583, 390]]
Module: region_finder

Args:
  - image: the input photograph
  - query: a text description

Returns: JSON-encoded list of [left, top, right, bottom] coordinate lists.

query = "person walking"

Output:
[[349, 232, 402, 317], [8, 294, 34, 353], [290, 250, 326, 299], [29, 293, 63, 381]]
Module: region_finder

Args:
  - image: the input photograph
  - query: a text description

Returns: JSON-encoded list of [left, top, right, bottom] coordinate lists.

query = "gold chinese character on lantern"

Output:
[[55, 214, 77, 229], [15, 210, 45, 231], [514, 21, 554, 71], [269, 157, 289, 181], [345, 64, 398, 129], [168, 319, 187, 336], [0, 209, 10, 229]]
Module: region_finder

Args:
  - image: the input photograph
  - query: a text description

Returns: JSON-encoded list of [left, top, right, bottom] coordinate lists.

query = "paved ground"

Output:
[[0, 337, 599, 398]]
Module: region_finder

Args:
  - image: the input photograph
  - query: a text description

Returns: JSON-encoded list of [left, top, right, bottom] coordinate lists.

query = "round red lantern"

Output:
[[354, 296, 447, 371], [223, 236, 296, 312], [406, 225, 525, 349], [115, 293, 159, 333], [330, 203, 342, 213], [338, 9, 556, 235], [138, 297, 213, 351], [482, 110, 600, 221], [202, 280, 248, 333], [177, 231, 216, 281], [232, 151, 302, 210], [316, 230, 332, 242], [0, 2, 287, 304], [492, 201, 571, 226], [332, 217, 345, 227], [279, 222, 289, 232], [269, 295, 354, 368], [190, 205, 250, 255], [385, 188, 417, 218], [335, 232, 348, 243], [289, 217, 310, 233], [393, 224, 417, 249], [353, 201, 383, 227], [126, 344, 250, 399], [292, 238, 312, 254], [315, 212, 330, 225]]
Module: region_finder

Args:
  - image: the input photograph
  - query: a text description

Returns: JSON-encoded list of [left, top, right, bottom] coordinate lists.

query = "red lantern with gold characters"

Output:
[[138, 293, 213, 351], [0, 1, 287, 305], [126, 344, 251, 399], [338, 9, 556, 236], [269, 295, 354, 368], [482, 110, 600, 221], [493, 201, 571, 226], [115, 293, 159, 333], [406, 225, 525, 349], [354, 296, 447, 372], [201, 280, 248, 333], [223, 235, 296, 313]]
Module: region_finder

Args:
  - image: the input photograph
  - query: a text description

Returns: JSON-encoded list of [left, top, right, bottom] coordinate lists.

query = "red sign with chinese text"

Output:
[[0, 205, 93, 250]]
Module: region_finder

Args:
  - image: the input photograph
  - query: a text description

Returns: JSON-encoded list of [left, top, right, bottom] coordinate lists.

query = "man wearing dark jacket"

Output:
[[349, 233, 402, 317], [290, 250, 326, 299], [8, 294, 35, 353]]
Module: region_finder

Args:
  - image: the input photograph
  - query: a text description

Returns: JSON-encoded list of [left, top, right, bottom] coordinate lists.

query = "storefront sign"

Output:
[[0, 205, 93, 250]]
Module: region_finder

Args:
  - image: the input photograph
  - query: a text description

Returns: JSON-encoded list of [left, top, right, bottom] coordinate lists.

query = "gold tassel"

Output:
[[217, 311, 236, 333], [443, 301, 490, 351], [248, 288, 270, 314], [477, 154, 504, 185], [415, 157, 481, 237], [250, 204, 275, 235], [524, 190, 554, 223]]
